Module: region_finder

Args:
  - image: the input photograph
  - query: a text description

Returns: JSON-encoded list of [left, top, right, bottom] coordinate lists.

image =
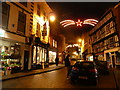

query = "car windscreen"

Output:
[[74, 62, 94, 69]]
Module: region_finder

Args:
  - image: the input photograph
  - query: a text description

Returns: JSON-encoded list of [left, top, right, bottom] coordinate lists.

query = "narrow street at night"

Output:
[[2, 68, 116, 89], [1, 1, 120, 90]]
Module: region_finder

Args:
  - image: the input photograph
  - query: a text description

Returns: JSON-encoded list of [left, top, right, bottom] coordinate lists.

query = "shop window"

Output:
[[2, 2, 10, 28], [37, 4, 40, 16], [33, 46, 37, 64], [1, 43, 21, 75], [54, 41, 57, 48], [49, 51, 56, 63], [17, 11, 26, 35], [53, 39, 55, 47]]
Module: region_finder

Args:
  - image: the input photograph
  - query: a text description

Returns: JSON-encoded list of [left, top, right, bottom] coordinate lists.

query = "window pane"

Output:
[[17, 11, 26, 35], [2, 3, 10, 28]]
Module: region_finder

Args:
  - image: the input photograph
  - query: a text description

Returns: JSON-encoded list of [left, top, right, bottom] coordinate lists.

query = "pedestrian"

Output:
[[64, 54, 71, 78], [55, 56, 59, 66]]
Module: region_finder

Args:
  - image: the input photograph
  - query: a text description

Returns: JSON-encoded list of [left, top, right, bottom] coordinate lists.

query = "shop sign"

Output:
[[0, 29, 5, 37], [95, 52, 104, 55], [42, 30, 47, 36]]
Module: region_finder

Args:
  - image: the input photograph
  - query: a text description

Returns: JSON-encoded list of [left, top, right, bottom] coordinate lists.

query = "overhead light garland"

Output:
[[60, 19, 98, 27]]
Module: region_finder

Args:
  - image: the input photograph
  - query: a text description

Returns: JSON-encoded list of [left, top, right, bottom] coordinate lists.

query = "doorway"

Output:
[[111, 55, 115, 68], [24, 51, 29, 70]]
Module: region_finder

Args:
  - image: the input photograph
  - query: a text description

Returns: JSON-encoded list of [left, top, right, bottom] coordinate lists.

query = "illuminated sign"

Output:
[[60, 19, 98, 27]]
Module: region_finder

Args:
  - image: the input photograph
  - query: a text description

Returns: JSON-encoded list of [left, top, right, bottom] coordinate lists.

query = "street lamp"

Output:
[[78, 39, 82, 43], [50, 15, 55, 22], [49, 12, 56, 22]]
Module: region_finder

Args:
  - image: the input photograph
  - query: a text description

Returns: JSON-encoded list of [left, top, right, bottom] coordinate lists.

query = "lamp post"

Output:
[[78, 39, 82, 59]]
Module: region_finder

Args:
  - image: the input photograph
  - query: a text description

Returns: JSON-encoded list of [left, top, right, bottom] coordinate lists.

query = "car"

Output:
[[95, 61, 109, 75], [69, 61, 99, 85]]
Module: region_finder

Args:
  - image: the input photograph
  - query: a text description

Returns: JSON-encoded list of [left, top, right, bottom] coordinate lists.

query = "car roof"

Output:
[[77, 60, 94, 63]]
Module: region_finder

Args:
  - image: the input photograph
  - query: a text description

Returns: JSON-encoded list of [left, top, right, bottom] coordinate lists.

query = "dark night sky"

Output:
[[47, 2, 119, 43]]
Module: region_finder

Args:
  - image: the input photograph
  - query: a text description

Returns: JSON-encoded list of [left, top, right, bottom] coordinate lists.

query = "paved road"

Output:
[[2, 67, 116, 89]]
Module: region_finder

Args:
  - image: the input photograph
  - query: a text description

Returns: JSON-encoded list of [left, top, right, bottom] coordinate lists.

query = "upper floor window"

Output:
[[53, 39, 57, 48], [19, 2, 27, 7], [36, 23, 41, 37], [17, 11, 26, 35], [2, 2, 10, 28], [37, 4, 40, 16], [106, 23, 111, 34]]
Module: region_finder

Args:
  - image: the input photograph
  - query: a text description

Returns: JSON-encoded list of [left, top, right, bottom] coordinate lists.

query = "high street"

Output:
[[2, 67, 117, 89]]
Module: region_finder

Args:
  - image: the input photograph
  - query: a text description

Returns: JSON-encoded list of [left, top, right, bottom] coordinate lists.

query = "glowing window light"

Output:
[[0, 28, 5, 37], [34, 15, 45, 26], [73, 51, 78, 55]]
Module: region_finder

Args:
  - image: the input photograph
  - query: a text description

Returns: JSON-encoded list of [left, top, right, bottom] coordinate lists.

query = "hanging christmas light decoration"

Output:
[[83, 19, 98, 26], [60, 20, 75, 27], [76, 19, 83, 26], [60, 19, 98, 27]]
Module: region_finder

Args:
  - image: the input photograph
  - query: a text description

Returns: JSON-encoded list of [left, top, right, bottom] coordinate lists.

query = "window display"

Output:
[[49, 51, 56, 63], [33, 46, 47, 64], [0, 41, 21, 75]]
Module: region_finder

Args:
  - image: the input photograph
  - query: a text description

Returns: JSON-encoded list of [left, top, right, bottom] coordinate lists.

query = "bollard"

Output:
[[42, 62, 44, 69]]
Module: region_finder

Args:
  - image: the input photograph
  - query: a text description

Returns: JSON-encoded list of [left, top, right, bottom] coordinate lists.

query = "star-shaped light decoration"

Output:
[[76, 19, 83, 26]]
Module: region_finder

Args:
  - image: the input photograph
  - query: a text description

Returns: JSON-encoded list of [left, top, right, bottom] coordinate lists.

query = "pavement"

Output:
[[1, 64, 65, 81], [112, 68, 120, 90]]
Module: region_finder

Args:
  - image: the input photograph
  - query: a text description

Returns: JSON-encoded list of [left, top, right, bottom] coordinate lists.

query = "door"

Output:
[[112, 55, 115, 68], [24, 51, 29, 70]]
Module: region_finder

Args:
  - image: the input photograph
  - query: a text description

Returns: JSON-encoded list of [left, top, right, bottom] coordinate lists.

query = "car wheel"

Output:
[[90, 78, 98, 85], [70, 77, 76, 84]]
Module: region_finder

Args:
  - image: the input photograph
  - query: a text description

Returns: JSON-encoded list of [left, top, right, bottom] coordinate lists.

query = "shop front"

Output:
[[31, 37, 49, 69], [94, 52, 104, 61], [82, 49, 88, 60], [48, 47, 57, 65], [86, 54, 94, 61], [32, 46, 48, 69], [104, 47, 120, 68], [49, 51, 56, 64], [0, 31, 26, 76]]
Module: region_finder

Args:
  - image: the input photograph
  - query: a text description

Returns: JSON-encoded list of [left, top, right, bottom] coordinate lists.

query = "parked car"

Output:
[[69, 61, 99, 85], [95, 61, 109, 75]]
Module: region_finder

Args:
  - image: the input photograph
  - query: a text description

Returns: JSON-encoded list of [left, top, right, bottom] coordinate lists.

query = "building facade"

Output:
[[29, 2, 59, 69], [1, 2, 31, 75], [81, 32, 93, 61], [89, 3, 120, 68], [1, 1, 62, 76], [57, 34, 66, 63]]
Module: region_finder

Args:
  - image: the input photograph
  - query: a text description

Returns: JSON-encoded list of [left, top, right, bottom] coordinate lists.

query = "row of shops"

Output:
[[0, 31, 59, 76], [84, 47, 120, 69]]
